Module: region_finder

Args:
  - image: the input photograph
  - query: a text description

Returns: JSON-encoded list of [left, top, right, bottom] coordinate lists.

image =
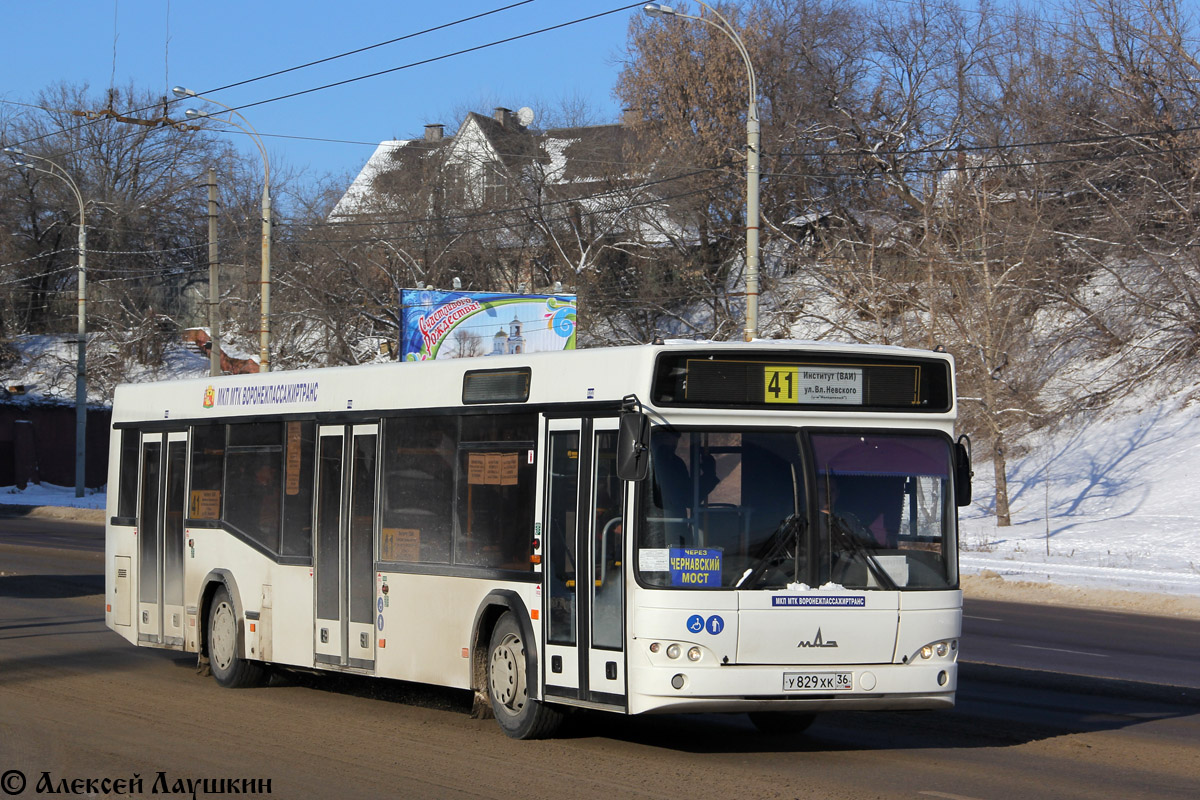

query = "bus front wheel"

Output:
[[207, 585, 267, 688], [487, 612, 563, 739]]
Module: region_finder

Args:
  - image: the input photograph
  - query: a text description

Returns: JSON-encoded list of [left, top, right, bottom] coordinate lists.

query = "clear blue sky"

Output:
[[0, 1, 641, 186]]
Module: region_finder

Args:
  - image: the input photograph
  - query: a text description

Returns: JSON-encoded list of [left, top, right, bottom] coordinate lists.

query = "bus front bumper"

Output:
[[626, 659, 957, 715]]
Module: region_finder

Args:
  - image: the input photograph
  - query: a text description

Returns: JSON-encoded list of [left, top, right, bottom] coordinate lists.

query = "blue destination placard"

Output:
[[772, 596, 866, 607], [669, 548, 721, 587]]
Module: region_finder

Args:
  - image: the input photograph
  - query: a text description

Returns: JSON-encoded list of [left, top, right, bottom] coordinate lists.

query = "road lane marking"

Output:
[[963, 615, 1002, 621], [1013, 644, 1109, 658], [920, 792, 989, 800]]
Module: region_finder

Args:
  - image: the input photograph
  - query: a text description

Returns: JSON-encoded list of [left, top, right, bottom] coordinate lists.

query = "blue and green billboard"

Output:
[[399, 289, 577, 361]]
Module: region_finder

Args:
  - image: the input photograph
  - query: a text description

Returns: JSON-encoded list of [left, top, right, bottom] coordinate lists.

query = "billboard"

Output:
[[399, 289, 577, 361]]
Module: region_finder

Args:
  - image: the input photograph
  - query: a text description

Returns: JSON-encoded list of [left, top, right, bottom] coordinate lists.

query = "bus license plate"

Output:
[[783, 672, 853, 692]]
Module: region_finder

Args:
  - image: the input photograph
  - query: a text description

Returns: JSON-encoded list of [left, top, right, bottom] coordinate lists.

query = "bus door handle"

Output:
[[598, 517, 622, 588]]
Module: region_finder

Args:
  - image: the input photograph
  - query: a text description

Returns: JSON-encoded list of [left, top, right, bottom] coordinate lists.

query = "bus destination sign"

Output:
[[651, 352, 951, 412], [764, 366, 863, 405]]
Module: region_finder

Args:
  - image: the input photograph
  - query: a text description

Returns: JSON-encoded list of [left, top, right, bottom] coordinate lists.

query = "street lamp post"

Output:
[[172, 87, 274, 372], [4, 147, 89, 496], [643, 2, 760, 341]]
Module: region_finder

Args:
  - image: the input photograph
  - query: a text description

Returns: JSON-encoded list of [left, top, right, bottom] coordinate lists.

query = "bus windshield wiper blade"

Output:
[[828, 515, 897, 591], [736, 514, 806, 589]]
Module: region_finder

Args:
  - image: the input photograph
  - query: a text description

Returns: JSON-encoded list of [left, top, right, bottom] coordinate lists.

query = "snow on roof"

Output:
[[329, 139, 411, 219]]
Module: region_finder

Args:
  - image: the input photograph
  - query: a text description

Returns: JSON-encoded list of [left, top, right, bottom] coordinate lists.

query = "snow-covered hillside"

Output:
[[959, 389, 1200, 596]]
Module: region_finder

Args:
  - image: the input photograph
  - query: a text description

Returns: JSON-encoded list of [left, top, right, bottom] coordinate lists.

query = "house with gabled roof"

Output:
[[331, 106, 672, 240]]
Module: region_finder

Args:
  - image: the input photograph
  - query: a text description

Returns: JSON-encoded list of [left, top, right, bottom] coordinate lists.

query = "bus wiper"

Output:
[[736, 515, 806, 589], [828, 515, 897, 591]]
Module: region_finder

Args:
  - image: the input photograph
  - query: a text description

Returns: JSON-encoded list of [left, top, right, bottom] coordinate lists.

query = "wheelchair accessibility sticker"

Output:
[[686, 613, 725, 635]]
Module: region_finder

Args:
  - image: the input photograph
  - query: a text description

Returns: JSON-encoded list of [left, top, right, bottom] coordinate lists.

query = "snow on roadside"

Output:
[[959, 388, 1200, 597], [0, 483, 106, 510]]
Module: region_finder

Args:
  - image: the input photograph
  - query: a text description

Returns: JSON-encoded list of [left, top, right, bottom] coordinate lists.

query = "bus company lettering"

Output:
[[669, 547, 722, 586], [418, 298, 481, 351], [772, 595, 867, 607], [209, 381, 319, 408]]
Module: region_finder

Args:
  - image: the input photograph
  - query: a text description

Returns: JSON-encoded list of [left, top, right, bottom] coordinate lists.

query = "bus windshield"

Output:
[[635, 429, 957, 590]]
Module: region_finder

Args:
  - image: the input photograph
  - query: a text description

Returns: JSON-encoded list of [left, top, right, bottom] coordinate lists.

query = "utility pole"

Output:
[[173, 87, 272, 371], [260, 182, 272, 372], [5, 148, 90, 497], [207, 168, 221, 377]]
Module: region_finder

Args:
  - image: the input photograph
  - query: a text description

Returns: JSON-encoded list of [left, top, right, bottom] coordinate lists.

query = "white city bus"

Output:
[[105, 341, 971, 739]]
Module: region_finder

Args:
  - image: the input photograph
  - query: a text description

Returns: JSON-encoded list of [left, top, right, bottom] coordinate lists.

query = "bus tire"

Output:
[[207, 585, 267, 688], [747, 711, 817, 736], [487, 612, 563, 739]]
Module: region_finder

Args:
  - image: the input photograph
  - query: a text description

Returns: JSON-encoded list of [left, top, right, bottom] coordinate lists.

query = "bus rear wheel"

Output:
[[747, 711, 817, 736], [207, 585, 267, 688], [487, 612, 563, 739]]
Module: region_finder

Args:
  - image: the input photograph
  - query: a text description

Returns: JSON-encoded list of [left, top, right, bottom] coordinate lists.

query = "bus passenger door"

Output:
[[314, 424, 380, 671], [136, 431, 187, 649], [543, 419, 627, 708]]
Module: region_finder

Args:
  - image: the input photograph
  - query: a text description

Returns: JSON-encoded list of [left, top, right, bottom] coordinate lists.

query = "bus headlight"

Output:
[[666, 644, 681, 659], [921, 645, 933, 659], [935, 642, 948, 657], [687, 646, 702, 662]]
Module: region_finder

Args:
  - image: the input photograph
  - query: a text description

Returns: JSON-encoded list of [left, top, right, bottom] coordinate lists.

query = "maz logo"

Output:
[[797, 628, 838, 648]]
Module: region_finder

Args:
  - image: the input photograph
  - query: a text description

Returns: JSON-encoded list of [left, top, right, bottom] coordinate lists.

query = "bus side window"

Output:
[[380, 415, 456, 564], [115, 428, 140, 520], [189, 424, 225, 520], [223, 422, 284, 554], [281, 421, 316, 559], [454, 414, 537, 571]]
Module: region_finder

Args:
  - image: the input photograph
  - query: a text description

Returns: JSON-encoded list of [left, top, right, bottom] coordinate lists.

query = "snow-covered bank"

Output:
[[959, 390, 1200, 597], [0, 483, 106, 510]]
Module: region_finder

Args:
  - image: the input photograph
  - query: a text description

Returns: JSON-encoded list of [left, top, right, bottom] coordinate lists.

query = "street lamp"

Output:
[[643, 2, 761, 341], [4, 146, 89, 496], [172, 86, 274, 372]]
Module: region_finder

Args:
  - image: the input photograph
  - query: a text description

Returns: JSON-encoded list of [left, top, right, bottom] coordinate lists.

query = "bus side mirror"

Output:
[[617, 410, 650, 482], [954, 437, 973, 507]]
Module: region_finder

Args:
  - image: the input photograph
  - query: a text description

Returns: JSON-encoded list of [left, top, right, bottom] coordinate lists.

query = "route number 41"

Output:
[[764, 366, 798, 404]]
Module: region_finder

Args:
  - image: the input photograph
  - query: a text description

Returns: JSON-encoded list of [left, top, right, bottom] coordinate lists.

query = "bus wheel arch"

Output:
[[471, 592, 562, 738], [198, 571, 266, 688], [198, 570, 244, 662], [470, 592, 534, 712]]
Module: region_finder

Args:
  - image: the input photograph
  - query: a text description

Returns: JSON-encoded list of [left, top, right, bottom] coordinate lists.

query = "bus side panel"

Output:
[[185, 528, 288, 665], [267, 564, 315, 667], [106, 423, 137, 645], [374, 573, 539, 690], [106, 525, 138, 645]]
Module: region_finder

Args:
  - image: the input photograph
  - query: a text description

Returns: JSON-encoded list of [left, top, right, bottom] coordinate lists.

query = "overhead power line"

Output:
[[223, 4, 644, 115], [769, 123, 1200, 161], [283, 181, 725, 248], [0, 0, 585, 157], [199, 0, 537, 97]]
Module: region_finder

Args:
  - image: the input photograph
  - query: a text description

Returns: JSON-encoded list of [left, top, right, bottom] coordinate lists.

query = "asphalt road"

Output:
[[964, 596, 1200, 689], [1, 515, 1197, 799]]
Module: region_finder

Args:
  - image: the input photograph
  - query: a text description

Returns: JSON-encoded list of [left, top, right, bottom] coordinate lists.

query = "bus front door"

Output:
[[314, 424, 379, 671], [543, 419, 627, 708], [136, 431, 187, 649]]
